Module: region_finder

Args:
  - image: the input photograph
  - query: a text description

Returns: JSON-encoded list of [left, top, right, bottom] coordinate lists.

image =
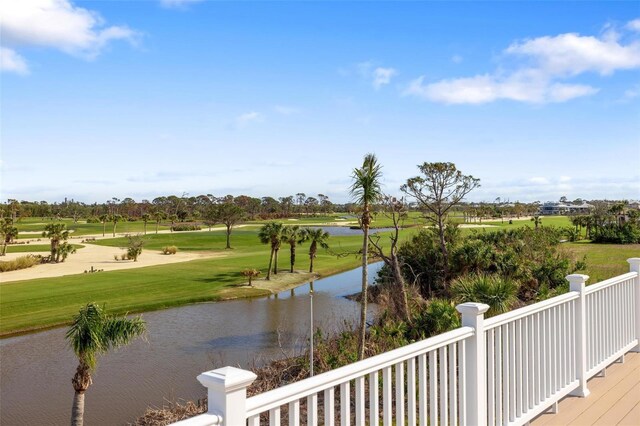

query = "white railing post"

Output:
[[457, 302, 490, 426], [197, 366, 257, 425], [628, 258, 640, 353], [567, 274, 590, 398]]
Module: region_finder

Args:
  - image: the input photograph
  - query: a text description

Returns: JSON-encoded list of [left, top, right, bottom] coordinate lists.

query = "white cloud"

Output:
[[159, 0, 204, 9], [274, 105, 300, 115], [559, 176, 572, 182], [405, 72, 598, 104], [372, 67, 397, 89], [451, 54, 463, 64], [0, 0, 139, 72], [235, 111, 264, 127], [405, 21, 639, 105], [354, 61, 397, 89], [529, 177, 550, 185], [505, 32, 640, 76], [626, 18, 640, 32], [0, 47, 28, 75]]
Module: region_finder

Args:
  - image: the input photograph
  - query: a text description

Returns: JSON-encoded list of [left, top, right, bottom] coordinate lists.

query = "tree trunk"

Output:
[[144, 222, 147, 235], [309, 253, 314, 273], [290, 244, 295, 273], [437, 216, 450, 287], [273, 249, 279, 275], [391, 255, 411, 323], [225, 225, 231, 249], [156, 222, 159, 234], [357, 224, 369, 361], [266, 248, 274, 280], [112, 223, 116, 237], [1, 242, 6, 256], [71, 391, 85, 426], [102, 223, 106, 237]]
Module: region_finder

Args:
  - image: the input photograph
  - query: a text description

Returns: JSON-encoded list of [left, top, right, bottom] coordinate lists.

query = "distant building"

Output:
[[539, 202, 594, 215]]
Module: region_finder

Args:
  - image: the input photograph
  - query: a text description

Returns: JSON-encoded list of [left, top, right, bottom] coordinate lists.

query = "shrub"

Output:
[[451, 273, 519, 317], [241, 268, 261, 286], [171, 224, 201, 232], [120, 253, 128, 261], [0, 255, 41, 272], [162, 246, 178, 255], [126, 234, 144, 261], [406, 299, 461, 341]]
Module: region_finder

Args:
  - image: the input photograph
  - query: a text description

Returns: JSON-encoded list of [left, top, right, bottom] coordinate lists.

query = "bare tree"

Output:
[[401, 162, 480, 286], [367, 196, 411, 323]]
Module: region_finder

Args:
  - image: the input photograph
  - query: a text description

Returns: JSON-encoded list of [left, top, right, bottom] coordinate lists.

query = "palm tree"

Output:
[[258, 222, 283, 280], [98, 214, 108, 237], [531, 215, 542, 230], [66, 303, 145, 426], [0, 218, 18, 256], [152, 211, 165, 234], [42, 223, 70, 262], [110, 214, 123, 237], [168, 213, 178, 232], [303, 228, 330, 273], [141, 213, 151, 235], [281, 225, 305, 273], [350, 153, 383, 360], [57, 242, 77, 263]]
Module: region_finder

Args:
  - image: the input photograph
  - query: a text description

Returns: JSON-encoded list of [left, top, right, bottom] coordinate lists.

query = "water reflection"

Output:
[[0, 263, 382, 425]]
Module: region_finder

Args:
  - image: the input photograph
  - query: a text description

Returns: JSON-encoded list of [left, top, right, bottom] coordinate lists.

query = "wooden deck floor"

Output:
[[532, 351, 640, 426]]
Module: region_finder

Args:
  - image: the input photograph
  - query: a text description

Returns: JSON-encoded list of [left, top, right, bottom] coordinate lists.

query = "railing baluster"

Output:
[[288, 400, 300, 426], [516, 319, 522, 418], [307, 394, 318, 426], [439, 346, 448, 426], [269, 407, 281, 426], [324, 387, 335, 426], [419, 354, 427, 426], [495, 326, 502, 426], [355, 376, 365, 425], [487, 329, 495, 426], [340, 382, 350, 426], [449, 343, 457, 426], [502, 325, 508, 426], [522, 316, 528, 413], [383, 366, 392, 426], [458, 340, 466, 426], [429, 350, 438, 425], [369, 372, 378, 426], [527, 314, 534, 411], [248, 415, 260, 426], [509, 322, 516, 422], [396, 362, 405, 426], [407, 357, 416, 426]]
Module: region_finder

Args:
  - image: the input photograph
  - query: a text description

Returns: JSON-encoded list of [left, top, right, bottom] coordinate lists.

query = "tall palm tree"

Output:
[[98, 214, 108, 237], [258, 222, 284, 280], [168, 213, 178, 232], [42, 223, 70, 262], [0, 218, 18, 256], [303, 228, 330, 273], [350, 153, 383, 360], [110, 214, 123, 237], [281, 225, 305, 273], [152, 211, 165, 234], [66, 303, 145, 426], [141, 213, 151, 235]]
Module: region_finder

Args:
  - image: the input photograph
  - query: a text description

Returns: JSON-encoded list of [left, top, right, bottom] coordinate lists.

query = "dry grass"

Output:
[[0, 255, 41, 273]]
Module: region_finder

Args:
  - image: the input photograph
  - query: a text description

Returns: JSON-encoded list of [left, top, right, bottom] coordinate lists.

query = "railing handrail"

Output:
[[245, 326, 474, 417], [584, 271, 637, 295], [484, 291, 578, 330]]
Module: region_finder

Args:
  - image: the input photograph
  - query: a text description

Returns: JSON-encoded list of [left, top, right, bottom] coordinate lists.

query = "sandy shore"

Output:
[[1, 235, 229, 284]]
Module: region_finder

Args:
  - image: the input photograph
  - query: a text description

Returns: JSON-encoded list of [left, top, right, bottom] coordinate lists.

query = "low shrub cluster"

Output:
[[170, 224, 201, 232], [162, 246, 178, 255], [0, 255, 41, 272]]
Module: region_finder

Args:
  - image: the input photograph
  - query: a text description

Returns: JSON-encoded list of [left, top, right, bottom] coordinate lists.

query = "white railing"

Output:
[[174, 258, 640, 426]]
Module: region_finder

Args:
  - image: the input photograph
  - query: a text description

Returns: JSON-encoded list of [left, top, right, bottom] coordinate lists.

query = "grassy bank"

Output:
[[1, 218, 636, 337]]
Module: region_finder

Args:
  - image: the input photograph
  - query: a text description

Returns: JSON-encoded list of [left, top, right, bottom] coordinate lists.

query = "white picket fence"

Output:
[[174, 258, 640, 426]]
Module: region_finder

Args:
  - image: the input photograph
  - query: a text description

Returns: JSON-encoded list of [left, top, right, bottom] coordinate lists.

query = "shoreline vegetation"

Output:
[[1, 214, 638, 337]]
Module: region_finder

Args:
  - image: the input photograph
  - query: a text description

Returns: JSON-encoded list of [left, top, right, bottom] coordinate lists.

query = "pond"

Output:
[[0, 263, 382, 425]]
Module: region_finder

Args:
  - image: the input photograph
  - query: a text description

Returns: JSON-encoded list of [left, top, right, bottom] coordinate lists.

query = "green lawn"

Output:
[[1, 217, 636, 337]]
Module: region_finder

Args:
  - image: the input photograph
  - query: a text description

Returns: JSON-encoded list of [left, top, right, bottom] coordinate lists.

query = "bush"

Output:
[[171, 224, 201, 232], [406, 299, 461, 341], [451, 274, 519, 317], [162, 246, 178, 255], [0, 255, 41, 272], [592, 223, 640, 244]]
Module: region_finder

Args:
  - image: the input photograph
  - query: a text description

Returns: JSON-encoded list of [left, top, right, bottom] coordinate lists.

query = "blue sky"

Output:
[[1, 0, 639, 204]]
